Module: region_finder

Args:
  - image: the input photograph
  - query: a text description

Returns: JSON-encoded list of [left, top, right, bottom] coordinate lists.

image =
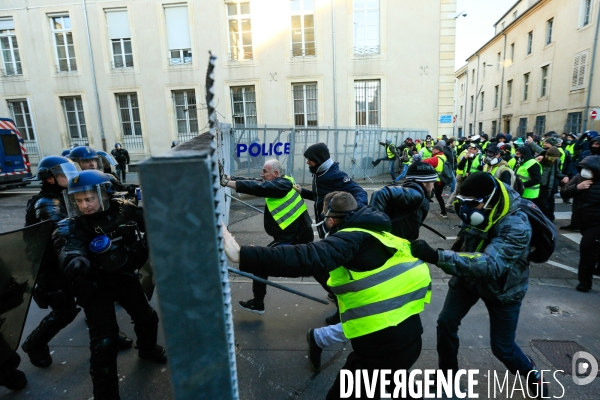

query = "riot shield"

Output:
[[0, 220, 53, 366]]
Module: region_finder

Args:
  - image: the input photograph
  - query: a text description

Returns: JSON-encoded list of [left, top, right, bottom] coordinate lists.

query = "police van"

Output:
[[0, 117, 32, 190]]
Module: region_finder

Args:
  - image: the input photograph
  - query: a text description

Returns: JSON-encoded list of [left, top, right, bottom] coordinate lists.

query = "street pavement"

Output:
[[1, 173, 599, 399]]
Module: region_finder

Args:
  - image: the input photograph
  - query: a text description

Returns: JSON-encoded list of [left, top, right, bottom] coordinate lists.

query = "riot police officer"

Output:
[[55, 170, 166, 399], [21, 157, 133, 369]]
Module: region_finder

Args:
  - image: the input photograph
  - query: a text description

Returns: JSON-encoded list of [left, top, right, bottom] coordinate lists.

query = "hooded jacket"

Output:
[[437, 183, 532, 304], [562, 156, 600, 230], [299, 162, 368, 217], [239, 206, 423, 356], [369, 181, 430, 241]]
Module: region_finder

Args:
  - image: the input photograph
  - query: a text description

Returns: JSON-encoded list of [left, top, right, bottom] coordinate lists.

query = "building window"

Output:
[[0, 19, 22, 76], [230, 86, 257, 126], [546, 18, 553, 45], [292, 83, 318, 127], [517, 118, 527, 136], [480, 91, 484, 112], [482, 63, 486, 79], [354, 80, 380, 127], [510, 43, 515, 64], [291, 0, 315, 57], [460, 83, 464, 95], [353, 0, 379, 55], [227, 2, 253, 61], [572, 50, 589, 90], [497, 52, 501, 71], [173, 90, 198, 144], [523, 73, 530, 101], [468, 123, 473, 135], [492, 120, 497, 136], [470, 95, 474, 114], [526, 31, 533, 55], [513, 11, 518, 19], [581, 0, 592, 27], [534, 116, 546, 136], [165, 5, 192, 65], [51, 15, 77, 72], [478, 122, 483, 134], [471, 69, 475, 84], [61, 96, 87, 147], [507, 80, 513, 105], [494, 85, 499, 108], [106, 10, 133, 69], [565, 112, 582, 134], [541, 66, 549, 97], [460, 105, 463, 120], [7, 99, 37, 155], [501, 22, 505, 30], [116, 93, 143, 149]]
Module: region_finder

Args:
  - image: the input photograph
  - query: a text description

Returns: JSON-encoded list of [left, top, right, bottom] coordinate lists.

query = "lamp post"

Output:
[[473, 60, 494, 135], [453, 11, 468, 136]]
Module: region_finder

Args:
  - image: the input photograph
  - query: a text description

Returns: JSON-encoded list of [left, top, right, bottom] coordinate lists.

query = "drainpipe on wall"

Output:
[[462, 70, 468, 136], [473, 55, 480, 133], [498, 33, 507, 135], [82, 0, 106, 151], [582, 2, 600, 133], [330, 0, 338, 158]]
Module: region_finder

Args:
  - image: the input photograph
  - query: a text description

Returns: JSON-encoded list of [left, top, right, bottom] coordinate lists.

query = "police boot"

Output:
[[118, 332, 133, 349], [133, 308, 167, 363], [90, 336, 120, 400], [0, 353, 27, 391], [138, 344, 167, 364], [21, 308, 80, 367]]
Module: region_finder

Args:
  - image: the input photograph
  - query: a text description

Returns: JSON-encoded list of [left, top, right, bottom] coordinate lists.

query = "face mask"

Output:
[[581, 168, 594, 179], [457, 203, 487, 227], [591, 146, 600, 155], [486, 156, 500, 166]]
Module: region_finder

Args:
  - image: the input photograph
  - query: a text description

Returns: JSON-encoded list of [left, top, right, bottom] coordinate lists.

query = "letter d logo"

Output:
[[572, 351, 598, 385]]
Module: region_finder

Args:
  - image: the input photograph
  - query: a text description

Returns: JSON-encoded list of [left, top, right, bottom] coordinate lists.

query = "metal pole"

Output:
[[473, 55, 480, 133], [499, 33, 507, 134], [81, 0, 106, 151], [463, 70, 468, 136], [228, 268, 328, 305], [225, 193, 264, 214], [331, 0, 338, 130], [582, 1, 600, 133]]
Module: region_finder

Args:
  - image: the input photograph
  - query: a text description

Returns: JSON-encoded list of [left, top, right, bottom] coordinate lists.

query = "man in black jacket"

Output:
[[110, 143, 130, 183], [294, 143, 368, 239], [223, 192, 431, 399], [221, 159, 321, 314]]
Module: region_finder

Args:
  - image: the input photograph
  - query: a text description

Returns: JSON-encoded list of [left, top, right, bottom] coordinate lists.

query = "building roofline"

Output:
[[462, 0, 548, 65], [455, 64, 468, 77], [493, 0, 523, 27]]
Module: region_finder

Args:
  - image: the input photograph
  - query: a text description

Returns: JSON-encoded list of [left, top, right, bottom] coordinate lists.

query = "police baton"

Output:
[[225, 193, 265, 214], [227, 267, 329, 305]]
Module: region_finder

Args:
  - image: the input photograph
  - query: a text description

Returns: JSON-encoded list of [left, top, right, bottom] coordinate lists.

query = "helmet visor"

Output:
[[50, 162, 81, 187], [73, 156, 104, 172], [64, 184, 110, 217]]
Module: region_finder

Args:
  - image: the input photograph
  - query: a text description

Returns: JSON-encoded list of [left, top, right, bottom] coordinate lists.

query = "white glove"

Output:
[[221, 223, 240, 264], [218, 160, 229, 187], [293, 184, 302, 193]]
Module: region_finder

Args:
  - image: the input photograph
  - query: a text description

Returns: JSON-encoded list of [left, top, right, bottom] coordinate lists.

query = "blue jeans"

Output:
[[450, 174, 457, 193], [436, 278, 533, 375], [373, 157, 396, 180], [394, 163, 409, 182]]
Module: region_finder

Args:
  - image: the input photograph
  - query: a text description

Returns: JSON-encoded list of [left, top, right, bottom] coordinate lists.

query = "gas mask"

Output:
[[581, 168, 594, 179], [485, 156, 500, 166], [454, 186, 497, 228]]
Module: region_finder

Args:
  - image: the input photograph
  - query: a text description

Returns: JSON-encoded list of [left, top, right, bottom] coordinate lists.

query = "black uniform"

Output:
[[110, 148, 130, 182], [55, 199, 163, 399], [21, 181, 80, 367]]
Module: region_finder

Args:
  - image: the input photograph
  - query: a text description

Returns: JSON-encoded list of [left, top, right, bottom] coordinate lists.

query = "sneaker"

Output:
[[445, 207, 455, 214], [440, 213, 448, 219], [525, 356, 549, 398], [325, 311, 340, 325], [239, 298, 265, 315], [306, 329, 323, 371], [138, 344, 167, 363], [576, 283, 591, 292]]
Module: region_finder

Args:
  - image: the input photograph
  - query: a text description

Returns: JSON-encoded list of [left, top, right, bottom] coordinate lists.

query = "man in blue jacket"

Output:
[[295, 143, 368, 240], [411, 172, 549, 398]]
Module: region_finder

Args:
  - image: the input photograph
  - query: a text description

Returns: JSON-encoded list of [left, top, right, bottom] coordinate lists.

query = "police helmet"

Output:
[[69, 146, 104, 172], [61, 149, 71, 157], [115, 142, 122, 148], [35, 156, 81, 184], [64, 170, 112, 217]]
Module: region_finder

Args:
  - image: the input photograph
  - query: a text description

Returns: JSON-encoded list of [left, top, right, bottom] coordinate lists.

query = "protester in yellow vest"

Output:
[[372, 139, 399, 180], [446, 143, 480, 211], [423, 144, 449, 217], [411, 172, 549, 397], [222, 192, 431, 398], [220, 159, 323, 314], [482, 144, 517, 188], [515, 146, 542, 204]]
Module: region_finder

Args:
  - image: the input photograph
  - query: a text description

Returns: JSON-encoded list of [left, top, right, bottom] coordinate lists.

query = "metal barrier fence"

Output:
[[227, 126, 429, 185]]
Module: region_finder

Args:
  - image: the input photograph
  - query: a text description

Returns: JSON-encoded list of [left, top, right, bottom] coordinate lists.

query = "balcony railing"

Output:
[[168, 57, 193, 66], [1, 65, 23, 76], [56, 64, 78, 73], [228, 52, 253, 61], [291, 48, 316, 58], [112, 60, 134, 69], [353, 46, 380, 56]]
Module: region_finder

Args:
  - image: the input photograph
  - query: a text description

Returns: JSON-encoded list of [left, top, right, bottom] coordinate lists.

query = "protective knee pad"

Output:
[[89, 336, 119, 370]]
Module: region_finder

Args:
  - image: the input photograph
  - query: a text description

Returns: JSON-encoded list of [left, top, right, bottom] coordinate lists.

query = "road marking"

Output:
[[545, 260, 578, 274], [0, 190, 37, 195], [445, 236, 457, 240], [554, 212, 572, 220], [562, 233, 582, 244]]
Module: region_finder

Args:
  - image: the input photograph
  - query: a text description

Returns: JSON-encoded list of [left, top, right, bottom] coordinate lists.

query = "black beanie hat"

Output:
[[405, 161, 438, 182], [460, 172, 497, 199], [304, 143, 330, 166], [517, 145, 533, 160]]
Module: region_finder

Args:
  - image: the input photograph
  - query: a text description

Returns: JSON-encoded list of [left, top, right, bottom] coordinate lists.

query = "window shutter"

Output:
[[106, 10, 130, 39], [572, 54, 581, 88], [578, 52, 588, 87], [0, 18, 14, 30], [164, 6, 191, 50]]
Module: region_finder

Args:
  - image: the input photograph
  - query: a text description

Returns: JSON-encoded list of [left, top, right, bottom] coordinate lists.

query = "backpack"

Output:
[[438, 160, 454, 186], [519, 198, 556, 263]]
